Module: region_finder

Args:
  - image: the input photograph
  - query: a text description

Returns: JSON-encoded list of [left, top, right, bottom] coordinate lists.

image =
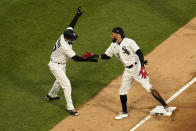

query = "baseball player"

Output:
[[85, 27, 169, 120], [45, 7, 97, 116]]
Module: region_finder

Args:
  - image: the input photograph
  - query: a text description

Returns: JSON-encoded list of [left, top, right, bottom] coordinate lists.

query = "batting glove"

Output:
[[86, 51, 93, 57], [139, 67, 148, 79], [81, 53, 89, 59]]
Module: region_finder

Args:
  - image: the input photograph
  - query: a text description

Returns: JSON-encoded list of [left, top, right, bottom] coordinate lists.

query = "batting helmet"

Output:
[[63, 29, 78, 41], [112, 27, 125, 38]]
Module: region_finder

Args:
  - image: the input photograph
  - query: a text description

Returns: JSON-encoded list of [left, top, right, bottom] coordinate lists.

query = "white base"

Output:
[[150, 106, 176, 116]]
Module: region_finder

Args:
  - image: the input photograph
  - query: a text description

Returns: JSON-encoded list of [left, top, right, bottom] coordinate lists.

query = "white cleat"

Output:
[[165, 111, 172, 116], [164, 106, 172, 116], [114, 112, 128, 120], [164, 106, 170, 112], [150, 106, 176, 116]]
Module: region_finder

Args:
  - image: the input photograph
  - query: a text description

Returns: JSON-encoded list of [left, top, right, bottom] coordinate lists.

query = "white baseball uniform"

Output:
[[105, 38, 152, 95], [48, 28, 76, 110]]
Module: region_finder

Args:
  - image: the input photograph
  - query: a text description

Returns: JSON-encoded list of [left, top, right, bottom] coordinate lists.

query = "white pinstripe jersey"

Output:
[[105, 38, 140, 66], [50, 34, 76, 64]]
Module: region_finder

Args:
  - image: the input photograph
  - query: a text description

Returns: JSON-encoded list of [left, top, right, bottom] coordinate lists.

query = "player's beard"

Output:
[[112, 38, 117, 43], [68, 41, 74, 44]]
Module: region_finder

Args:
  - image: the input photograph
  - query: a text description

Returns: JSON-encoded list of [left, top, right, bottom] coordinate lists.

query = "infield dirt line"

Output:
[[129, 77, 196, 131]]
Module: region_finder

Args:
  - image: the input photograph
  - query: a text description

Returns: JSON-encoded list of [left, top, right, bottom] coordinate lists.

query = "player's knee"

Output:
[[60, 81, 71, 89]]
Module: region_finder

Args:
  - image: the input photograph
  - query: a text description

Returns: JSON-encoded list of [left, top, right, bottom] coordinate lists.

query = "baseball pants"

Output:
[[48, 61, 75, 110], [119, 64, 152, 95]]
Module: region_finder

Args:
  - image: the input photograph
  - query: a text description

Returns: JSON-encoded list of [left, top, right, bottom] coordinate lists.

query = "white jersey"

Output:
[[50, 34, 76, 64], [105, 38, 140, 67]]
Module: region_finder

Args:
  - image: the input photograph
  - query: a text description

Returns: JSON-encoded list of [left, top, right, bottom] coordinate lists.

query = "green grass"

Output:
[[0, 0, 196, 130]]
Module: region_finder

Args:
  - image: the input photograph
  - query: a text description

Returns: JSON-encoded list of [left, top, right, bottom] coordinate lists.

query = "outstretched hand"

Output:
[[76, 6, 82, 16], [86, 51, 93, 57], [139, 67, 148, 79], [81, 51, 93, 59], [81, 51, 98, 63]]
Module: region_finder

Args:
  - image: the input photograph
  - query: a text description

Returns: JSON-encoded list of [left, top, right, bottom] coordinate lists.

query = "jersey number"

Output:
[[52, 38, 61, 52]]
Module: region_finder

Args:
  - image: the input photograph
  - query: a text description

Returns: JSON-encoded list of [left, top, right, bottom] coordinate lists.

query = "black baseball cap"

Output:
[[63, 29, 78, 41], [112, 27, 125, 38]]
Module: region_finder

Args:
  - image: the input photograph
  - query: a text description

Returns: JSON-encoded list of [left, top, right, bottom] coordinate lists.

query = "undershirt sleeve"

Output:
[[72, 55, 89, 62], [101, 54, 111, 59], [136, 49, 145, 67]]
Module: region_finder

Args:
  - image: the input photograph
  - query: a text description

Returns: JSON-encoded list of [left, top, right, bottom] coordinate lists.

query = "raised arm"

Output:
[[68, 6, 82, 29]]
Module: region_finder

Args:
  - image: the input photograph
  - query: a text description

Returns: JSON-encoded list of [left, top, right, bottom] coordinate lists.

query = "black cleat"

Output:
[[67, 110, 79, 116], [45, 95, 60, 101]]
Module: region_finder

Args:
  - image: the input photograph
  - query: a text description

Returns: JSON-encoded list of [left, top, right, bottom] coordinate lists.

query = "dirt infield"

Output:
[[51, 17, 196, 131]]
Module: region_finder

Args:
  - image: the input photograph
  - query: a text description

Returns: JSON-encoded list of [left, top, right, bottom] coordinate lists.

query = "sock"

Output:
[[151, 89, 168, 107], [120, 95, 127, 113]]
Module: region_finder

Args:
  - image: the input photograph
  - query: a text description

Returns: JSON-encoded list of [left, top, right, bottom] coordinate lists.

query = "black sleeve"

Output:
[[101, 54, 111, 60], [72, 55, 89, 62], [68, 14, 80, 29], [93, 53, 111, 60], [136, 49, 145, 67]]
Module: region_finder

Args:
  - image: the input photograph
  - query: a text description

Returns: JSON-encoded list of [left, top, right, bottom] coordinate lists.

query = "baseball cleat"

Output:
[[164, 105, 170, 112], [150, 106, 176, 116], [67, 109, 79, 116], [45, 95, 60, 101], [165, 111, 172, 116], [114, 112, 128, 120], [164, 106, 173, 116]]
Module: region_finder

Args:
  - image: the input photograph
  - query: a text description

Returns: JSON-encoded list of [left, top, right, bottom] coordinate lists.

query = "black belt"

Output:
[[125, 62, 137, 69], [50, 59, 65, 65]]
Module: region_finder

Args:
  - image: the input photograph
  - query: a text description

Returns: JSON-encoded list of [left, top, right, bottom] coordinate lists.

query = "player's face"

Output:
[[111, 32, 122, 43], [111, 32, 118, 39]]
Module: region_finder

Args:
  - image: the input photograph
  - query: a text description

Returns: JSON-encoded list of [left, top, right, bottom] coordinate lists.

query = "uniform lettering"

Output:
[[122, 46, 130, 55]]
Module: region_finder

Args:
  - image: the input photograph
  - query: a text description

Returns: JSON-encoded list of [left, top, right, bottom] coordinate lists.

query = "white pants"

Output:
[[48, 61, 75, 110], [119, 63, 152, 95]]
